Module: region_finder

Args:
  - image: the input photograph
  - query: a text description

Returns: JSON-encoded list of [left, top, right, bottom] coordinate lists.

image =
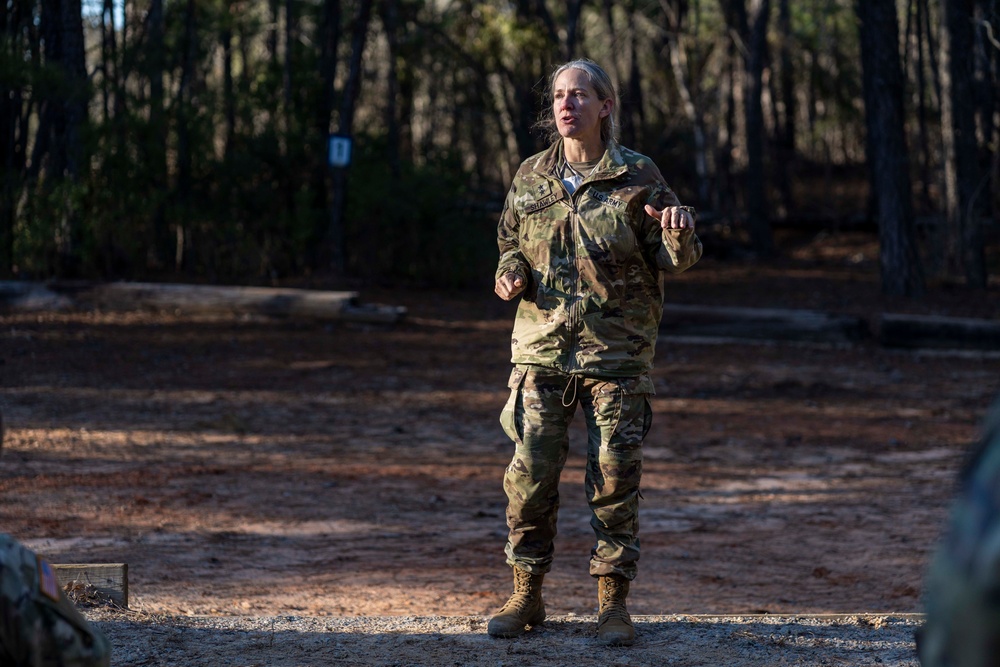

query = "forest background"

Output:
[[1, 0, 997, 298]]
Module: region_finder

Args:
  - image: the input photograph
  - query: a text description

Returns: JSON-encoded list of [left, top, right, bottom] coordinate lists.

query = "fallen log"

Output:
[[0, 281, 73, 311], [661, 304, 869, 344], [49, 281, 406, 324], [1, 280, 405, 323], [879, 313, 1000, 351]]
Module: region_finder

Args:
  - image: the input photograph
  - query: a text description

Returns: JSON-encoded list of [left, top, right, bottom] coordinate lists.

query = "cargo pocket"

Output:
[[624, 375, 655, 440], [499, 366, 527, 446], [600, 375, 655, 453]]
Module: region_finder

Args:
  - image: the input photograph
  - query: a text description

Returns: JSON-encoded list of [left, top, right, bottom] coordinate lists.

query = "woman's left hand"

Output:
[[644, 204, 694, 231]]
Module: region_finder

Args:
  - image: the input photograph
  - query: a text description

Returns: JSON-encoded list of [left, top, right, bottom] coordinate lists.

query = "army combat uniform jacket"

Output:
[[496, 140, 702, 379], [0, 534, 110, 667]]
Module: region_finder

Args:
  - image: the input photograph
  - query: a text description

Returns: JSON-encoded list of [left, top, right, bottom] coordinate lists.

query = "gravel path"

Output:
[[90, 611, 923, 666]]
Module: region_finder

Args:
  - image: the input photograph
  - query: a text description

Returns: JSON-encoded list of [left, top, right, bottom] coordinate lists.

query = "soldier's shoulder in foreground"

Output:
[[0, 533, 111, 667], [918, 399, 1000, 667]]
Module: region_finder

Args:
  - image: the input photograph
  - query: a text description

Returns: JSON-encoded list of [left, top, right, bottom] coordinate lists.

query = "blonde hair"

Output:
[[537, 59, 620, 145]]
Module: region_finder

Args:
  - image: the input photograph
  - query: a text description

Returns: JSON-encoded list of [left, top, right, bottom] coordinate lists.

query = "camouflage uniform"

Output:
[[919, 399, 1000, 667], [0, 411, 110, 667], [496, 139, 702, 580], [0, 534, 110, 667]]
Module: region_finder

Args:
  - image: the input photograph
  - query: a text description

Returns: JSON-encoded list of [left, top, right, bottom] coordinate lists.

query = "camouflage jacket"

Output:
[[496, 140, 702, 377], [919, 398, 1000, 667], [0, 534, 110, 667]]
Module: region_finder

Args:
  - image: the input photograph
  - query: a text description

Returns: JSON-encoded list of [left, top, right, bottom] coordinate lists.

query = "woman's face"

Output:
[[552, 68, 611, 144]]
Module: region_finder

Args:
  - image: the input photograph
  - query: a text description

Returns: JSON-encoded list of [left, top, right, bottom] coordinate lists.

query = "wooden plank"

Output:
[[52, 563, 128, 608], [880, 313, 1000, 350]]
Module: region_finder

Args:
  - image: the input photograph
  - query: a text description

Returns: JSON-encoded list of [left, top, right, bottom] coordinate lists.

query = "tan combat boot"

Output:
[[487, 567, 545, 638], [597, 574, 635, 646]]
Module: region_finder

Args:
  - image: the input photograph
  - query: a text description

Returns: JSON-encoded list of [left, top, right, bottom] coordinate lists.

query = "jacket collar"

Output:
[[533, 139, 630, 182]]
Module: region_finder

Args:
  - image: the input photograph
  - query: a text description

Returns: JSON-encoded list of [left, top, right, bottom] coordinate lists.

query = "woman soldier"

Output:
[[489, 59, 702, 646]]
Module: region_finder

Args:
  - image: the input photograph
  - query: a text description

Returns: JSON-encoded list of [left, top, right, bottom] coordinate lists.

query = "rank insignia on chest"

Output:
[[535, 181, 552, 198]]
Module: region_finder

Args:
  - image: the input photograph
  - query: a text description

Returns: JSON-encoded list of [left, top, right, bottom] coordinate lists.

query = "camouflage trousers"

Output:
[[0, 534, 110, 667], [499, 365, 653, 581]]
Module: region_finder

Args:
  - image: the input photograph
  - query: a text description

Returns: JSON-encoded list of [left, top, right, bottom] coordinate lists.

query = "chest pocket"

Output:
[[577, 186, 641, 269], [515, 186, 571, 264]]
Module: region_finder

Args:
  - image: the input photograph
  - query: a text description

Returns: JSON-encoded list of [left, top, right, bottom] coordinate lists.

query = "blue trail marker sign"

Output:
[[328, 134, 353, 168]]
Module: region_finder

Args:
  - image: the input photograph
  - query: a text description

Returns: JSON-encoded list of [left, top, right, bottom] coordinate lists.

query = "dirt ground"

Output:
[[1, 230, 999, 665]]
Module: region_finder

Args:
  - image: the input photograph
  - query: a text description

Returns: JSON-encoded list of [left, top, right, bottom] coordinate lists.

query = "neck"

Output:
[[562, 137, 606, 164]]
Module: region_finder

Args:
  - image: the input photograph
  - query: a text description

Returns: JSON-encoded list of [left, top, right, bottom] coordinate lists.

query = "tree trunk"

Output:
[[268, 0, 279, 61], [624, 0, 645, 148], [222, 3, 236, 160], [857, 0, 925, 297], [565, 0, 585, 60], [774, 0, 795, 216], [940, 0, 987, 287], [327, 0, 374, 274], [114, 0, 128, 146], [280, 0, 302, 260], [52, 0, 88, 276], [912, 0, 934, 210], [175, 0, 197, 271], [311, 0, 341, 264], [715, 34, 738, 220], [382, 0, 402, 179], [148, 0, 169, 269], [744, 0, 774, 256], [284, 0, 296, 120], [601, 0, 624, 87], [0, 2, 29, 276], [662, 0, 710, 203], [973, 0, 996, 223], [98, 3, 110, 123]]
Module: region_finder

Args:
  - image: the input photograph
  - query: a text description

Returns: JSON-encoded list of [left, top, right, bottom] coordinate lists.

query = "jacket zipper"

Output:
[[555, 164, 627, 374], [556, 175, 580, 374], [565, 174, 594, 374]]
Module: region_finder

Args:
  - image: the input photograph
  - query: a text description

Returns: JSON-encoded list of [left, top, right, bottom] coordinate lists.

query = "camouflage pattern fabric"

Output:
[[919, 399, 1000, 667], [0, 535, 110, 666], [500, 365, 652, 581], [496, 139, 702, 378]]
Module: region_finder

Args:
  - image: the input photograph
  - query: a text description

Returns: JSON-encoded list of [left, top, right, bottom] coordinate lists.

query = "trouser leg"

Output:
[[581, 378, 650, 581], [500, 367, 575, 575]]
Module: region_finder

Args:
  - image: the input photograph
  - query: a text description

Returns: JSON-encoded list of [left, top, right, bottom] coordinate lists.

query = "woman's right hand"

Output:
[[495, 272, 526, 301]]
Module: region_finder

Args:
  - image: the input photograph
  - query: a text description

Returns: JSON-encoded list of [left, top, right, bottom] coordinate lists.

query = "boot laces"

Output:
[[500, 570, 538, 614], [599, 578, 631, 624]]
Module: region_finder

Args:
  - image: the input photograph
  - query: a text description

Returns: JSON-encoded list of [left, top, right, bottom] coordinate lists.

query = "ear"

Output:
[[599, 99, 613, 119]]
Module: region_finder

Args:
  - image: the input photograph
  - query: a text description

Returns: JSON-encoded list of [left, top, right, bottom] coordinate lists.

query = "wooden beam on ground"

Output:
[[879, 313, 1000, 350], [53, 563, 128, 608], [49, 281, 406, 324], [661, 304, 869, 344]]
